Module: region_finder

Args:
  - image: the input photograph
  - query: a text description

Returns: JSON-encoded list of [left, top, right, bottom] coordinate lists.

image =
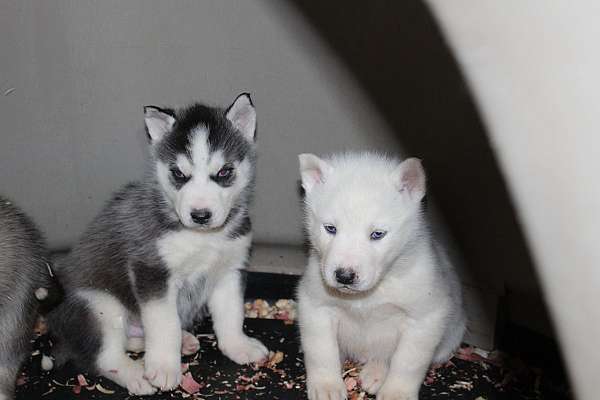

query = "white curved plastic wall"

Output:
[[426, 1, 600, 398]]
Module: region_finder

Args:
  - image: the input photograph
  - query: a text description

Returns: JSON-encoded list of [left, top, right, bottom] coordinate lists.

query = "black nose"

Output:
[[190, 209, 212, 225], [335, 268, 356, 285]]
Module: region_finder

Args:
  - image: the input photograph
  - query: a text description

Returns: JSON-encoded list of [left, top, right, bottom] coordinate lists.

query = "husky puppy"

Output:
[[0, 197, 59, 399], [297, 153, 466, 400], [48, 94, 268, 395]]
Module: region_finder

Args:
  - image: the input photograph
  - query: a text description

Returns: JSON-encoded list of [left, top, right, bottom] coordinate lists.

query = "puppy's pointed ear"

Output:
[[226, 93, 256, 142], [393, 158, 426, 203], [299, 153, 332, 194], [144, 106, 176, 143]]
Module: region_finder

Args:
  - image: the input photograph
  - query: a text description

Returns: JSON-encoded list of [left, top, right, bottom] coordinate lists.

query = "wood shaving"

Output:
[[449, 380, 474, 391], [244, 299, 296, 324], [180, 372, 204, 394], [345, 376, 358, 391], [95, 383, 116, 394], [41, 355, 54, 371], [76, 374, 88, 387]]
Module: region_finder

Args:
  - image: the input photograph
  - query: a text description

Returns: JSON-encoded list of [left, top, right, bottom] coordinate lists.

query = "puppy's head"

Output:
[[299, 153, 426, 293], [145, 94, 256, 230]]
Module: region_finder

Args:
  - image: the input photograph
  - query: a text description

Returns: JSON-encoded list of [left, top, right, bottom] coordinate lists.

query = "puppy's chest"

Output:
[[337, 301, 407, 359], [343, 301, 407, 328], [157, 230, 249, 281]]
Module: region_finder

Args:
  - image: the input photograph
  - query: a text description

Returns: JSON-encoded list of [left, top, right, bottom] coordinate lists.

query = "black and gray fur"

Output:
[[48, 95, 258, 375], [0, 197, 61, 399]]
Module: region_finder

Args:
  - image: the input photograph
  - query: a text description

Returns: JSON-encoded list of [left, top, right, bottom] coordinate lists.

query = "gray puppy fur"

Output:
[[0, 197, 59, 400]]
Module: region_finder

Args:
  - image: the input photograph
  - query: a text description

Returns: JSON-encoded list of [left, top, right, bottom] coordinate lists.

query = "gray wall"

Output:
[[0, 0, 402, 249], [0, 0, 548, 335]]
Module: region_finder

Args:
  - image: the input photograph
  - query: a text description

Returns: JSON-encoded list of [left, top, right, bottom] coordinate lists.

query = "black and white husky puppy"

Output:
[[0, 197, 59, 400], [49, 94, 268, 395]]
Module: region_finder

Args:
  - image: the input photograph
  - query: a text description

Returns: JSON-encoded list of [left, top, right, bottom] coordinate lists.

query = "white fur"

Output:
[[156, 127, 254, 229], [156, 224, 235, 274], [140, 285, 182, 391], [208, 268, 268, 364], [297, 153, 466, 400], [298, 153, 333, 194]]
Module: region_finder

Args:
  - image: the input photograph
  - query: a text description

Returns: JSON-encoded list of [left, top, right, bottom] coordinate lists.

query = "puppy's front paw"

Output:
[[307, 376, 347, 400], [359, 360, 388, 394], [219, 335, 268, 364], [143, 351, 182, 391], [101, 358, 156, 396], [376, 380, 418, 400], [125, 363, 157, 396]]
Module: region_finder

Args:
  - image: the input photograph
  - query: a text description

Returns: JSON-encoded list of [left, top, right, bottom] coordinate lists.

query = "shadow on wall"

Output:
[[287, 0, 550, 334]]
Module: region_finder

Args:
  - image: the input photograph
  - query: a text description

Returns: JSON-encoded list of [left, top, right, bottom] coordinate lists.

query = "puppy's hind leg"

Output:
[[97, 342, 156, 396], [81, 292, 156, 396]]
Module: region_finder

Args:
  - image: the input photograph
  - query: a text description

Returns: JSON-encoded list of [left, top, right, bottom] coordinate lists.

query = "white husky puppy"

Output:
[[297, 153, 466, 400]]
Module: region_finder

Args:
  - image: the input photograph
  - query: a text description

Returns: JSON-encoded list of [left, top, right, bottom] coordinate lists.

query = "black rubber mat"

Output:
[[16, 317, 571, 400], [13, 271, 572, 399]]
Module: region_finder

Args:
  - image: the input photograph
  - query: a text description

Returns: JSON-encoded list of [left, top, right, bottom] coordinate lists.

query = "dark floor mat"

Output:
[[16, 318, 570, 400]]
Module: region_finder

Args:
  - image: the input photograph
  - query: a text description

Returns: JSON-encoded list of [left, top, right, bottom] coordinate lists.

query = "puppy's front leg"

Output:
[[300, 298, 347, 400], [208, 268, 268, 364], [376, 317, 445, 400], [139, 284, 182, 391]]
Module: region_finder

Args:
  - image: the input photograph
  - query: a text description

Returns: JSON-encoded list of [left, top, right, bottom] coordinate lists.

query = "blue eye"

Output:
[[370, 230, 387, 240], [324, 224, 337, 235]]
